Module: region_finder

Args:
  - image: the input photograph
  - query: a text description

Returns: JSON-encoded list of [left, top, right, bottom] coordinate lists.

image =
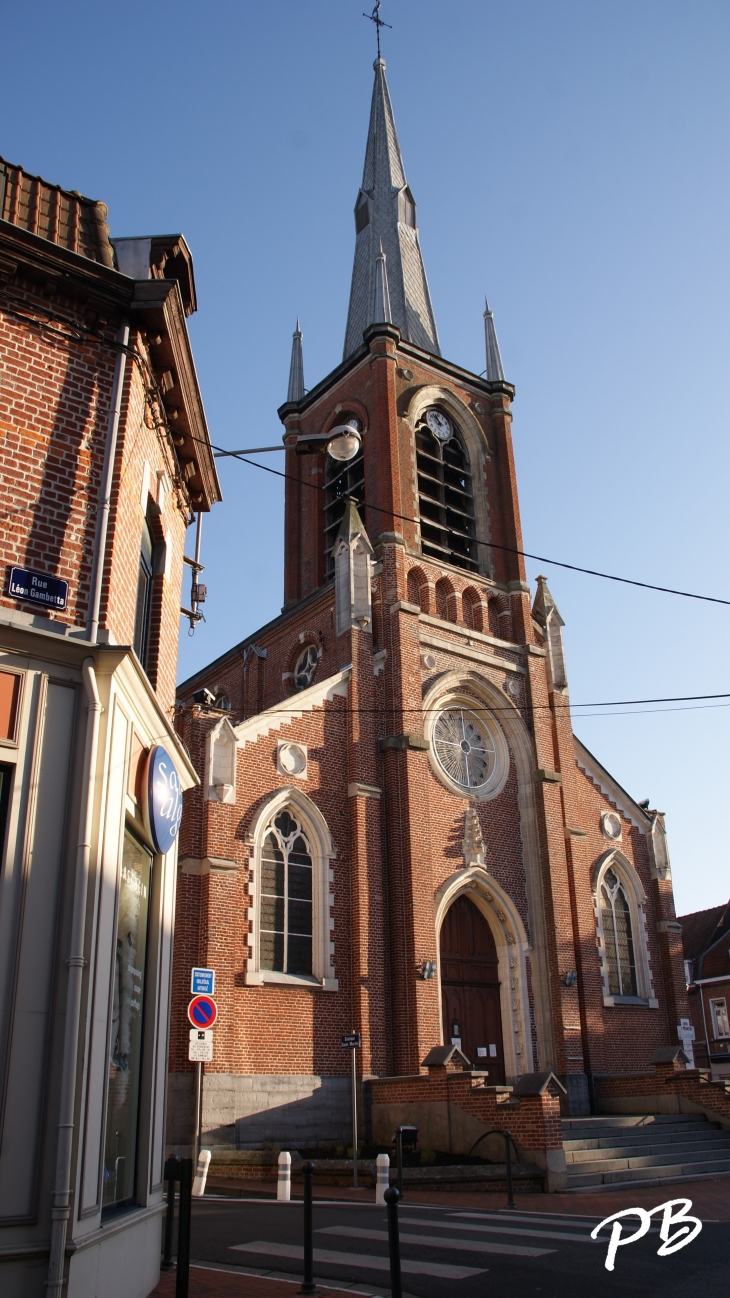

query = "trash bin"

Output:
[[395, 1125, 418, 1150]]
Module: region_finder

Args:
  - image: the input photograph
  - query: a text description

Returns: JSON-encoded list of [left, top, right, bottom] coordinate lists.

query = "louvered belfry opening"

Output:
[[416, 412, 478, 572], [323, 417, 364, 577]]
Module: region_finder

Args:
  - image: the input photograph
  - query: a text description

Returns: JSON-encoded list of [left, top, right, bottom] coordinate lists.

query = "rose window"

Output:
[[432, 708, 496, 792]]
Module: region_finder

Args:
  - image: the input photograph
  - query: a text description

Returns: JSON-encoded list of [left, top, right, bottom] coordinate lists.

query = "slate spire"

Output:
[[287, 318, 304, 403], [483, 298, 505, 382], [343, 58, 440, 359]]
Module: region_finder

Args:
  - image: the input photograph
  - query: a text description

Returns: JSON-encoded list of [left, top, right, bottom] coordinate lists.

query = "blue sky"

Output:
[[3, 1, 728, 913]]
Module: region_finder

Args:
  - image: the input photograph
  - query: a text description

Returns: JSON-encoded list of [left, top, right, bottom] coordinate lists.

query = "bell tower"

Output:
[[278, 56, 529, 630]]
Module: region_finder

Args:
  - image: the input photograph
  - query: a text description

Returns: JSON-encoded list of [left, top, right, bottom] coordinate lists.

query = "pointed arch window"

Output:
[[600, 868, 638, 997], [260, 810, 314, 976], [416, 408, 477, 572], [323, 415, 364, 576]]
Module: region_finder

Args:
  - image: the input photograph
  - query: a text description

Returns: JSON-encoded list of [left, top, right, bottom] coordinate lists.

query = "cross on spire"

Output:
[[363, 1, 391, 59]]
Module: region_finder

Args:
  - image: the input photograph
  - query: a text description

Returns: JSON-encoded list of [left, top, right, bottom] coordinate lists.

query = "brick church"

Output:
[[170, 56, 687, 1150]]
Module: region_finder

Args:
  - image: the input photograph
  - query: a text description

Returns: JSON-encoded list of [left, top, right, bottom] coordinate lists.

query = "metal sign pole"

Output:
[[194, 1061, 202, 1167], [351, 1036, 358, 1189]]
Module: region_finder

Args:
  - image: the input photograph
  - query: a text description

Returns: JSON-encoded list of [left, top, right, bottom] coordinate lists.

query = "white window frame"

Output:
[[710, 997, 730, 1039], [593, 851, 658, 1008], [245, 787, 338, 991]]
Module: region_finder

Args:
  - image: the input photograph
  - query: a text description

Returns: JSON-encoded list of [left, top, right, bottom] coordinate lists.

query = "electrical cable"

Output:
[[3, 291, 727, 609], [213, 446, 730, 609], [191, 694, 730, 719]]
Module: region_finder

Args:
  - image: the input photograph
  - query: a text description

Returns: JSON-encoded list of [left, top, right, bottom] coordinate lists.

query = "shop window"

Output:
[[710, 998, 730, 1039], [259, 809, 313, 976], [0, 763, 12, 864], [0, 671, 20, 741], [102, 831, 152, 1214], [600, 867, 637, 997]]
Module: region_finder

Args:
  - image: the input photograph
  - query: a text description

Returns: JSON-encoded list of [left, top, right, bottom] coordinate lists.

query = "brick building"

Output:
[[681, 901, 730, 1079], [0, 158, 220, 1296], [171, 58, 687, 1157]]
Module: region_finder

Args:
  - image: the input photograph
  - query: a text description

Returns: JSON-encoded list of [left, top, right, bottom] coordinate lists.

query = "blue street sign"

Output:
[[146, 745, 183, 855], [8, 565, 68, 610], [341, 1032, 361, 1048], [191, 967, 215, 995]]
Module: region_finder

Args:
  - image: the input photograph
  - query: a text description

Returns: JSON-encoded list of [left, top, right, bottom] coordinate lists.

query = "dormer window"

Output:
[[416, 408, 477, 572], [355, 193, 371, 234], [398, 187, 416, 229]]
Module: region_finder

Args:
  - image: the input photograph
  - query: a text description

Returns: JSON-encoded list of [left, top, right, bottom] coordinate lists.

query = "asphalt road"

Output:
[[189, 1194, 728, 1298]]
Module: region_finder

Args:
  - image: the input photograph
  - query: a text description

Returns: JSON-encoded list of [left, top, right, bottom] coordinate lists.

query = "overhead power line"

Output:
[[216, 446, 730, 608]]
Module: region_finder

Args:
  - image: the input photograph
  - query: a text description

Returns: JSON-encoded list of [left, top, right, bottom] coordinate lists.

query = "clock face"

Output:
[[432, 708, 496, 791], [426, 408, 452, 441]]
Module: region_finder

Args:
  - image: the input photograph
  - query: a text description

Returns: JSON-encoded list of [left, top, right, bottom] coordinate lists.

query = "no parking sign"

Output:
[[187, 994, 218, 1029]]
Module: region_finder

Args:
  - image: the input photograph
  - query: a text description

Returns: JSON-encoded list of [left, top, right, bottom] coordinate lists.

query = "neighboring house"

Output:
[[168, 56, 688, 1158], [680, 900, 730, 1079], [0, 158, 220, 1297]]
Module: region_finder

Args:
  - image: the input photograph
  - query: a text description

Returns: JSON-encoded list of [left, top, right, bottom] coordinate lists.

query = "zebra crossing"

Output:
[[228, 1205, 607, 1283]]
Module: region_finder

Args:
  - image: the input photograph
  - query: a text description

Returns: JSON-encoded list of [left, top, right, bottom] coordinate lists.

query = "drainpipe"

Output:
[[87, 320, 130, 643], [47, 658, 103, 1295]]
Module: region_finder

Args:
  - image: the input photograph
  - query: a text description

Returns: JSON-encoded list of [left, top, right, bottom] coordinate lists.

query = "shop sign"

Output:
[[145, 744, 183, 854]]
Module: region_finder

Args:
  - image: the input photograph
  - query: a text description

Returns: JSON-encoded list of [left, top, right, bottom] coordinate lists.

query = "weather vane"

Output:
[[363, 1, 392, 59]]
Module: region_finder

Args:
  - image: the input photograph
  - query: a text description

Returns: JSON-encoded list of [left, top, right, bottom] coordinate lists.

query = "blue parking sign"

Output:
[[191, 967, 215, 995]]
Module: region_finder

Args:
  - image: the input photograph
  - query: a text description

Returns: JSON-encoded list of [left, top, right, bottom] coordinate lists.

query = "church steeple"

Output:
[[287, 318, 304, 402], [483, 298, 505, 382], [343, 57, 440, 360]]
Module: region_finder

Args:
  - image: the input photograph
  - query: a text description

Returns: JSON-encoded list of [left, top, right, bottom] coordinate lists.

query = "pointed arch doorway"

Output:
[[439, 894, 505, 1084]]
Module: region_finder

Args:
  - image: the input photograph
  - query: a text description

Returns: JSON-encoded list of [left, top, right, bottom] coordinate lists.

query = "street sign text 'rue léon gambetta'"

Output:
[[8, 565, 68, 610]]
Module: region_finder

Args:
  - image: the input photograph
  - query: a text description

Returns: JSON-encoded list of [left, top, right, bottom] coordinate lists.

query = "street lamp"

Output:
[[323, 423, 362, 461]]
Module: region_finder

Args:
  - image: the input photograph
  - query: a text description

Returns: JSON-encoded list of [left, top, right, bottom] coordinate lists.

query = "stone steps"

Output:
[[561, 1112, 730, 1190]]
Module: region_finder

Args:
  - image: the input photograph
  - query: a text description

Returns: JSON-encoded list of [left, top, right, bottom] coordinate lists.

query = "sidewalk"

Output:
[[204, 1172, 730, 1219]]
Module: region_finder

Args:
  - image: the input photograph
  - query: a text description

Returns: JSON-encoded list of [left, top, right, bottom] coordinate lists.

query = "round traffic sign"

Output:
[[187, 994, 218, 1029]]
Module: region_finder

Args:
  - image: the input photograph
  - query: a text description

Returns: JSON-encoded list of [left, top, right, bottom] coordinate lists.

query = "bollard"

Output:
[[162, 1156, 180, 1271], [375, 1153, 390, 1206], [277, 1150, 292, 1202], [300, 1160, 317, 1294], [504, 1131, 516, 1210], [192, 1148, 211, 1197], [175, 1157, 193, 1298], [384, 1187, 403, 1298]]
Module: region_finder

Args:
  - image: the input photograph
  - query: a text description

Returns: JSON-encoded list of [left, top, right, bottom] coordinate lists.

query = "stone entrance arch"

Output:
[[435, 866, 532, 1081], [439, 894, 505, 1083]]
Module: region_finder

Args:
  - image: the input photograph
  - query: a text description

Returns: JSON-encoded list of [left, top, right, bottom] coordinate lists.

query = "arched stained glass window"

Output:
[[600, 868, 637, 996], [260, 809, 313, 976]]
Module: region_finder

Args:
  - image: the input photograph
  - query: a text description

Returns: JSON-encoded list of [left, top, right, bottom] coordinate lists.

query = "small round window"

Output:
[[294, 645, 319, 691]]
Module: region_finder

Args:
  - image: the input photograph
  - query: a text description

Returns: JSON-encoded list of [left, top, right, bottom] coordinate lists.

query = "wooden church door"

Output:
[[439, 895, 505, 1083]]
